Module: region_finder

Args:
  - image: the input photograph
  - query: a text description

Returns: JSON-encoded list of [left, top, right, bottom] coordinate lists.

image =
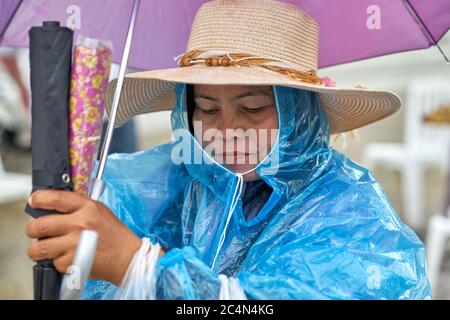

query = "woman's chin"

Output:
[[224, 164, 260, 182]]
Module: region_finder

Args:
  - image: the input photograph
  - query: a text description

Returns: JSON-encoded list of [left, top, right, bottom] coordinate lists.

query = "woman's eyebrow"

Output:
[[231, 90, 272, 102], [194, 94, 219, 103]]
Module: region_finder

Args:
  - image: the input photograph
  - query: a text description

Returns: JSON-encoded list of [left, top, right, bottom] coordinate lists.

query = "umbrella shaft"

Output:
[[93, 0, 141, 189]]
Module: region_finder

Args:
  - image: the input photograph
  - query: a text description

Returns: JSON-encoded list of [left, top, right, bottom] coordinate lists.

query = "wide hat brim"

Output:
[[105, 64, 401, 134]]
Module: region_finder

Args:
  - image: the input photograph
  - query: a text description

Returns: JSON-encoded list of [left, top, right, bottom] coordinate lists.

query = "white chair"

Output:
[[0, 155, 31, 204], [426, 212, 450, 296], [0, 52, 31, 204], [362, 78, 450, 229]]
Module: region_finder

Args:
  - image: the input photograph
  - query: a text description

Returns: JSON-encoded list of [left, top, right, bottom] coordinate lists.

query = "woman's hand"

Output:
[[25, 189, 142, 286]]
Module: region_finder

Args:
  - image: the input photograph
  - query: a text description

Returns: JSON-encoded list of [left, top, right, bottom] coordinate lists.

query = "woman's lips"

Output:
[[222, 152, 249, 157], [214, 152, 259, 164]]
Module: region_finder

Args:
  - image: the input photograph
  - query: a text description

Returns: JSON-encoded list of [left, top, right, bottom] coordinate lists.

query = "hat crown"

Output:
[[187, 0, 319, 72]]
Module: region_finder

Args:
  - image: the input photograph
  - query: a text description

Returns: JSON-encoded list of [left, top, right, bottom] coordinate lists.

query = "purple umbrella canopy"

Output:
[[1, 0, 449, 70]]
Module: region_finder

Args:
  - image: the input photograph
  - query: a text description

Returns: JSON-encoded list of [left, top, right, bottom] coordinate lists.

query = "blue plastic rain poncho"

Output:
[[83, 83, 431, 300]]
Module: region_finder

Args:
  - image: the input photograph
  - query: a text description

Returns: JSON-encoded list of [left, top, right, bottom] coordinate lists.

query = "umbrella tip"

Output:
[[43, 21, 60, 27]]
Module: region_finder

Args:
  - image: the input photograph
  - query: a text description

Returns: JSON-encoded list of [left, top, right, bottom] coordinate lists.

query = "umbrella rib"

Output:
[[403, 0, 449, 63], [0, 0, 23, 43]]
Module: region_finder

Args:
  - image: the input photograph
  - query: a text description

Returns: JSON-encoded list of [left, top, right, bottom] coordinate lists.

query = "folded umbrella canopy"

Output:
[[25, 21, 73, 300]]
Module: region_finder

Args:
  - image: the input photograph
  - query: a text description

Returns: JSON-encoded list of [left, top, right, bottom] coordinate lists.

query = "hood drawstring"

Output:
[[211, 167, 256, 270]]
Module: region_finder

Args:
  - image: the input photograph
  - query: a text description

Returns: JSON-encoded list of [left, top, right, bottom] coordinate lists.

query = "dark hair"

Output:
[[186, 84, 195, 134]]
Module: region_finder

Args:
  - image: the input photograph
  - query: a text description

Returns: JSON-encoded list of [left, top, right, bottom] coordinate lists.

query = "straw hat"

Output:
[[106, 0, 401, 134]]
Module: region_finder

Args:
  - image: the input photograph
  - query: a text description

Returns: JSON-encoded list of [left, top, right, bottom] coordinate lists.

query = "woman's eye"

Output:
[[199, 108, 219, 115], [243, 106, 269, 113]]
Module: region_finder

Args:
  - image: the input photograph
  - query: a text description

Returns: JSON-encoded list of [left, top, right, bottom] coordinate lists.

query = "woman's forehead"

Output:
[[192, 84, 274, 99]]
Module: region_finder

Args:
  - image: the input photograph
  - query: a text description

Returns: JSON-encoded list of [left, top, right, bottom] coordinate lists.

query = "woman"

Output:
[[26, 0, 431, 299]]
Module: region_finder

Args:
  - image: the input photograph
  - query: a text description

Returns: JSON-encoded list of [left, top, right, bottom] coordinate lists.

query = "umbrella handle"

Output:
[[60, 230, 98, 300], [89, 178, 104, 201]]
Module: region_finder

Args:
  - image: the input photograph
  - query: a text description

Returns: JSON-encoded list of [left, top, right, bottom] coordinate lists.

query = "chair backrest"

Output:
[[404, 78, 450, 148], [0, 154, 5, 174], [445, 151, 450, 217]]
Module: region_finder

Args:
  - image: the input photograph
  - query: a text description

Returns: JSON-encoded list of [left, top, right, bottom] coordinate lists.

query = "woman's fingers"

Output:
[[28, 190, 86, 213], [25, 214, 75, 239], [53, 253, 74, 273], [27, 234, 77, 262]]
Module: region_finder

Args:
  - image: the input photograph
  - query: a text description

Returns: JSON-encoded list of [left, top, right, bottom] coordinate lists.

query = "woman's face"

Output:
[[192, 84, 278, 181]]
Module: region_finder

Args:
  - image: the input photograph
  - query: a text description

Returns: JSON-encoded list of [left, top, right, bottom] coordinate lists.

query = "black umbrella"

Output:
[[22, 0, 140, 300], [24, 21, 73, 300]]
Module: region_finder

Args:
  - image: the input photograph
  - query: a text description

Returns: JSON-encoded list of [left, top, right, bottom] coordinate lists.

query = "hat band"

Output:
[[175, 49, 324, 86]]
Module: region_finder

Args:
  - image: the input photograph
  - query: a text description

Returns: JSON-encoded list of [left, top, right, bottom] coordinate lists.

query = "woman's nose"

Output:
[[218, 111, 243, 133]]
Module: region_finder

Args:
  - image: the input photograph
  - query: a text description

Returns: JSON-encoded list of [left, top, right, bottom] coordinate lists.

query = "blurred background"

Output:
[[1, 30, 449, 300]]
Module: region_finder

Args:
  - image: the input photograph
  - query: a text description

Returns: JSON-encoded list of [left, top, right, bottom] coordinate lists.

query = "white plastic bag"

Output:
[[114, 238, 161, 300], [218, 274, 247, 300]]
